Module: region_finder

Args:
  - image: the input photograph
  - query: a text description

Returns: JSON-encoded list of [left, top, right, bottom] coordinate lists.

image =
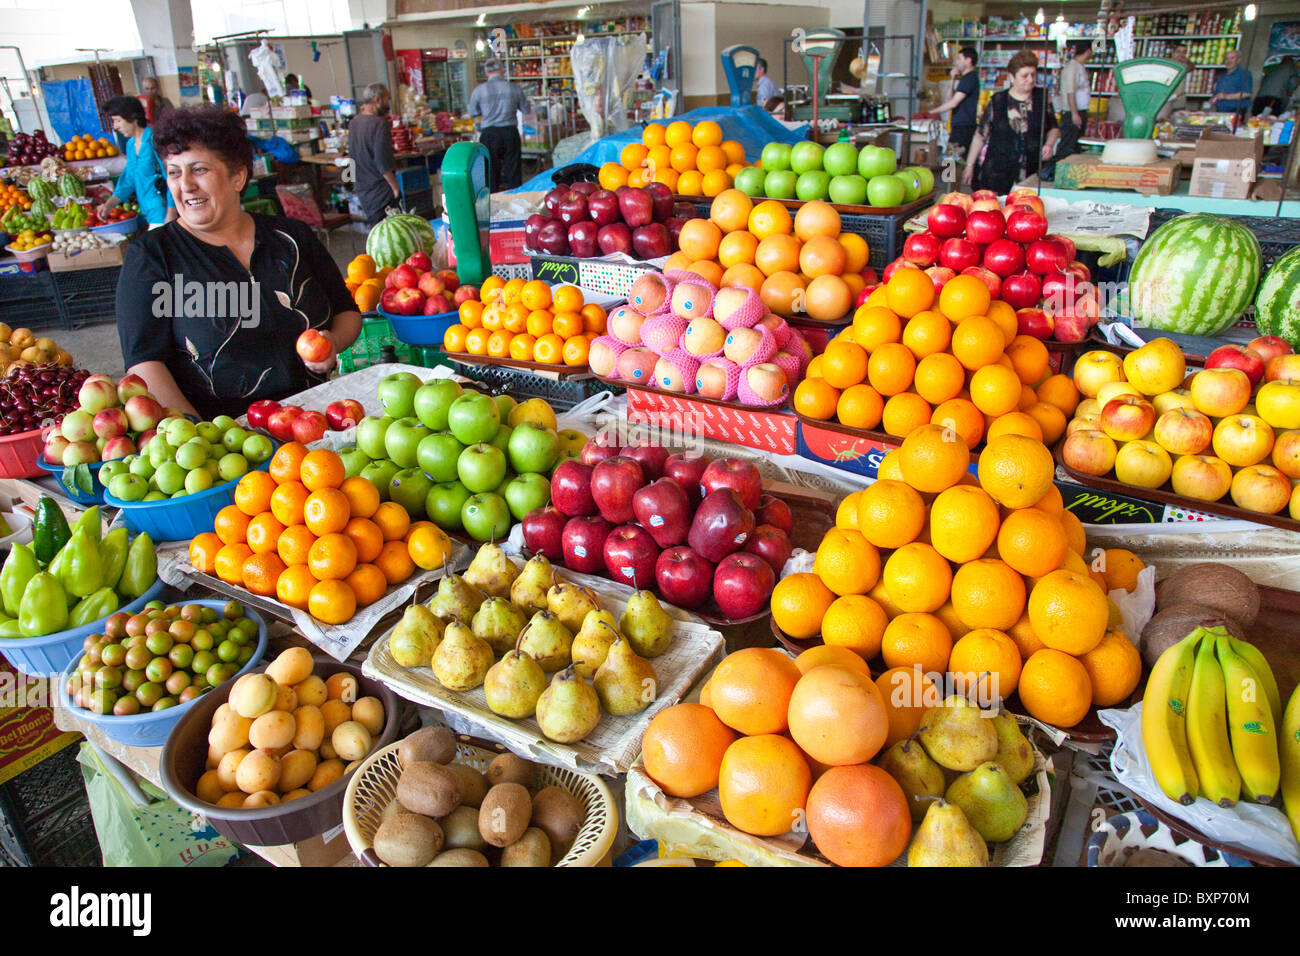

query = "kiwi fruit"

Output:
[[396, 761, 463, 818], [486, 752, 537, 790], [444, 763, 489, 807], [427, 848, 489, 867], [398, 725, 458, 767], [478, 782, 532, 848], [531, 786, 584, 862], [439, 805, 486, 850], [1155, 564, 1259, 627], [501, 827, 551, 867], [373, 812, 444, 867]]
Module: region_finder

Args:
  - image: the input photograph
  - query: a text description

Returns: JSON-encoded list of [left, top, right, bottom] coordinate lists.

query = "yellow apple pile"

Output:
[[1062, 338, 1300, 519]]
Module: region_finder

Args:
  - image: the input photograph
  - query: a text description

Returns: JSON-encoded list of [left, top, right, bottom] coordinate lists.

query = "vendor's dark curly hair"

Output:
[[154, 105, 253, 182]]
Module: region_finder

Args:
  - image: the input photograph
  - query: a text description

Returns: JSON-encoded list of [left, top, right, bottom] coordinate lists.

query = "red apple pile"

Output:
[[379, 252, 481, 318], [524, 182, 694, 261], [522, 438, 793, 618], [891, 188, 1099, 344], [246, 398, 364, 444]]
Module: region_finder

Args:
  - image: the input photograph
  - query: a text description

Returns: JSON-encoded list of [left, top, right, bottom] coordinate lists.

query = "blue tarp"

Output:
[[41, 79, 108, 143], [512, 105, 809, 193]]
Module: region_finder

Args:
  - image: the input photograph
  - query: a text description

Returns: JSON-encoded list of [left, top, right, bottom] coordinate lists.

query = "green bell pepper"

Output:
[[98, 528, 129, 592], [117, 532, 157, 600], [70, 505, 102, 544], [0, 618, 23, 638], [32, 497, 71, 566], [0, 543, 40, 617], [68, 587, 119, 628], [58, 527, 102, 599], [19, 572, 69, 637]]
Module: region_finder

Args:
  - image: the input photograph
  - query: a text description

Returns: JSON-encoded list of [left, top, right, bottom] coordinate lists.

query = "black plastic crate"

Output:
[[52, 265, 119, 326], [0, 744, 101, 867], [1148, 208, 1300, 271], [0, 270, 67, 329], [450, 361, 619, 412]]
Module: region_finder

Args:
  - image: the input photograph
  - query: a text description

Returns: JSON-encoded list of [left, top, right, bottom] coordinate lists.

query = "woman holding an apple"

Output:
[[961, 50, 1059, 195], [115, 105, 362, 420]]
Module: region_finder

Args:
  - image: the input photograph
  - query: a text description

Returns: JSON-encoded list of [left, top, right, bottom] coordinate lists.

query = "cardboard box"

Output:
[[0, 660, 80, 786], [1188, 132, 1263, 200], [47, 243, 125, 272], [1053, 154, 1182, 196], [626, 388, 797, 455]]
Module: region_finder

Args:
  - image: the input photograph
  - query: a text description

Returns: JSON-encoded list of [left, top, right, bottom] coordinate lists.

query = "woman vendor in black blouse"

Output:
[[116, 105, 362, 420]]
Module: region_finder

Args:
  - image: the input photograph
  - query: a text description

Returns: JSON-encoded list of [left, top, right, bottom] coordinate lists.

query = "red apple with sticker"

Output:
[[687, 488, 756, 563], [603, 524, 662, 589], [632, 477, 691, 548], [561, 515, 615, 575]]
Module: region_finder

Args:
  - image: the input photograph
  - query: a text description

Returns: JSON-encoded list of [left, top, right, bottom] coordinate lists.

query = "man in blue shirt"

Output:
[[1208, 48, 1252, 115], [754, 58, 779, 107], [467, 58, 534, 191]]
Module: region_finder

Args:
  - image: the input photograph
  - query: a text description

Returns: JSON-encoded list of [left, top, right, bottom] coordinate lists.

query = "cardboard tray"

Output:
[[595, 372, 789, 415]]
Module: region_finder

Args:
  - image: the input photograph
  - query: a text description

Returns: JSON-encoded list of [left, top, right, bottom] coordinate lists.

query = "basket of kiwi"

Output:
[[342, 725, 618, 867]]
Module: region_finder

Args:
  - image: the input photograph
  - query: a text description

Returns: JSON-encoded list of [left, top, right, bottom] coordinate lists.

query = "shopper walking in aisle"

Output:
[[754, 57, 779, 107], [349, 82, 400, 228], [1253, 57, 1298, 115], [1207, 49, 1252, 116], [925, 47, 980, 156], [962, 50, 1059, 194], [1052, 41, 1092, 170], [1157, 44, 1191, 119], [467, 58, 534, 192], [97, 96, 176, 228], [114, 105, 360, 420]]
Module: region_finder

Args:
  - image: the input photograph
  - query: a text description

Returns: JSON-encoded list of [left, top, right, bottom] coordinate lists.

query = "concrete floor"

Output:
[[51, 232, 363, 381]]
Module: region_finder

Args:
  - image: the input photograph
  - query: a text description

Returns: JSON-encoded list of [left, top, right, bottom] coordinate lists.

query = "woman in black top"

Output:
[[115, 106, 361, 420], [961, 50, 1059, 195]]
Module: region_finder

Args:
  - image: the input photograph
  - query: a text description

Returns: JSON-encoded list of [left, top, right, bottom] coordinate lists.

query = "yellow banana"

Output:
[[1214, 630, 1280, 804], [1280, 685, 1300, 844], [1186, 629, 1241, 807], [1227, 635, 1281, 727], [1141, 627, 1201, 805]]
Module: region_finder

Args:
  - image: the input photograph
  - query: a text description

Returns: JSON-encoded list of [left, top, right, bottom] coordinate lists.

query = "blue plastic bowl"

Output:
[[91, 215, 142, 236], [37, 454, 107, 505], [56, 600, 270, 747], [103, 454, 273, 543], [381, 307, 459, 347], [0, 577, 166, 677]]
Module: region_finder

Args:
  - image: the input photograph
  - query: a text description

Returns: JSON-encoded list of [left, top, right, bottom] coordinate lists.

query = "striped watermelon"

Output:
[[26, 178, 55, 202], [58, 173, 85, 198], [365, 215, 423, 268], [1128, 213, 1262, 337], [1255, 244, 1300, 346], [388, 213, 436, 253]]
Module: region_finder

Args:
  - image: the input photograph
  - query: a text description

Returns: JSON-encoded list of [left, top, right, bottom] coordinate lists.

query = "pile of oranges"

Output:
[[343, 254, 392, 313], [62, 134, 119, 162], [442, 277, 606, 366], [663, 192, 869, 323], [188, 443, 453, 626], [0, 183, 32, 214], [795, 268, 1081, 447], [598, 120, 751, 198], [767, 429, 1145, 730]]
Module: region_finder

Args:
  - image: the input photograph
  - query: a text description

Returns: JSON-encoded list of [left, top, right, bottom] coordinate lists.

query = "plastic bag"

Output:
[[77, 743, 240, 868], [571, 34, 647, 143]]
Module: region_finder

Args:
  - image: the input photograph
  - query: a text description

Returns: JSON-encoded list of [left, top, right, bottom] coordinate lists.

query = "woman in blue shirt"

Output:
[[95, 96, 175, 228]]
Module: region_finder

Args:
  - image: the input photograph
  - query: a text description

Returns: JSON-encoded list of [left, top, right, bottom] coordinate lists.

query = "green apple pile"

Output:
[[103, 415, 276, 502], [341, 373, 585, 542], [736, 141, 935, 208]]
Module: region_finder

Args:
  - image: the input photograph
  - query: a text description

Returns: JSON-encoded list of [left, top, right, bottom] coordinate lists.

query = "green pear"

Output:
[[877, 738, 946, 823], [990, 710, 1035, 784], [388, 603, 446, 668], [535, 665, 601, 743], [429, 567, 485, 623], [510, 554, 554, 612], [431, 620, 494, 691], [907, 799, 989, 867], [944, 761, 1029, 843], [484, 634, 548, 718], [546, 580, 600, 633], [464, 541, 519, 598], [918, 695, 999, 772], [518, 611, 573, 672], [593, 635, 657, 716], [471, 597, 529, 655], [619, 590, 674, 658], [570, 610, 621, 679]]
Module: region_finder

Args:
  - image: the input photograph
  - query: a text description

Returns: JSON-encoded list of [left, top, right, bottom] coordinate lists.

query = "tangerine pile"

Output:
[[343, 254, 393, 312], [0, 183, 32, 214], [663, 192, 869, 323], [599, 120, 751, 197], [63, 134, 119, 161], [769, 431, 1144, 729], [441, 278, 606, 366], [794, 268, 1080, 447], [188, 443, 453, 626]]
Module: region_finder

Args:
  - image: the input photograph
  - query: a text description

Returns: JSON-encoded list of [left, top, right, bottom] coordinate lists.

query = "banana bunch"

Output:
[[1142, 624, 1281, 808]]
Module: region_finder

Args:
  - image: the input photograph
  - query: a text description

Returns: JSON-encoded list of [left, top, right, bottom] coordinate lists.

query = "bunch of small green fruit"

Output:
[[389, 543, 676, 744], [103, 415, 276, 502]]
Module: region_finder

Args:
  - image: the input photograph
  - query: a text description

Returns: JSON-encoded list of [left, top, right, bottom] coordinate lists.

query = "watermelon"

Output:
[[389, 213, 436, 253], [1128, 213, 1262, 337], [30, 197, 55, 218], [58, 173, 85, 198], [26, 178, 55, 202], [1255, 244, 1300, 346], [365, 215, 423, 268]]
